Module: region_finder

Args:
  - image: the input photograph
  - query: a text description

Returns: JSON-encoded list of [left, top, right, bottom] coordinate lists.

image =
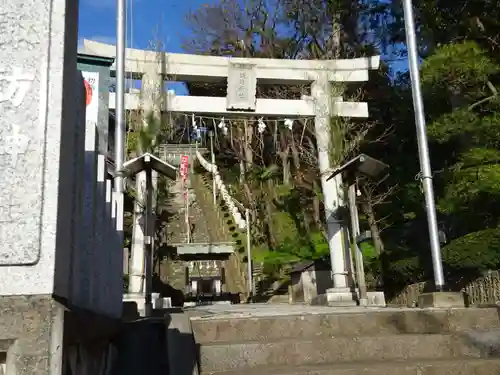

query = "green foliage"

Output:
[[443, 228, 500, 273], [274, 183, 294, 199], [127, 132, 138, 156], [259, 164, 280, 180], [421, 42, 499, 90], [427, 108, 479, 143], [428, 109, 500, 144], [461, 148, 500, 166], [385, 255, 424, 285], [255, 231, 329, 268], [272, 212, 297, 243], [438, 163, 500, 214], [423, 41, 500, 236], [138, 111, 161, 153], [360, 241, 377, 260]]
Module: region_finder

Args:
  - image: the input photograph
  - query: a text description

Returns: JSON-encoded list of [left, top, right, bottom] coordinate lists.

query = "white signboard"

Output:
[[226, 62, 257, 111], [81, 71, 99, 127]]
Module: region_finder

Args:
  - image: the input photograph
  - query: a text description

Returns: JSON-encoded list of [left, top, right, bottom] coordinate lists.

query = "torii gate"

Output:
[[82, 39, 380, 304]]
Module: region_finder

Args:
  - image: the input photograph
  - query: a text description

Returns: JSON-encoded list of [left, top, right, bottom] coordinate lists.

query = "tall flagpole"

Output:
[[115, 0, 126, 247], [402, 0, 445, 290]]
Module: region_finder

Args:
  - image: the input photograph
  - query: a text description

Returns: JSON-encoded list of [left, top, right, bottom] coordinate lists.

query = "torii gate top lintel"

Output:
[[85, 39, 380, 118], [82, 39, 380, 84]]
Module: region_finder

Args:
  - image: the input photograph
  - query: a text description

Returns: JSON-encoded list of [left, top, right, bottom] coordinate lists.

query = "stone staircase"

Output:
[[163, 169, 236, 246], [158, 169, 234, 292], [190, 307, 500, 375], [159, 165, 254, 297], [157, 144, 224, 245], [194, 171, 245, 250], [164, 176, 212, 244], [190, 173, 233, 244], [194, 169, 250, 297]]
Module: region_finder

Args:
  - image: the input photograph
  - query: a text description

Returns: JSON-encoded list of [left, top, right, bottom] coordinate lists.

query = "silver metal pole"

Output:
[[245, 209, 254, 300], [402, 0, 445, 290], [348, 185, 367, 305], [144, 165, 153, 317], [114, 0, 126, 242]]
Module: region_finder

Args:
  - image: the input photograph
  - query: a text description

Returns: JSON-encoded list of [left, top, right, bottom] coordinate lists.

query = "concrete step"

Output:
[[191, 173, 233, 243], [191, 308, 500, 344], [167, 313, 200, 375], [201, 359, 500, 375], [198, 333, 499, 373]]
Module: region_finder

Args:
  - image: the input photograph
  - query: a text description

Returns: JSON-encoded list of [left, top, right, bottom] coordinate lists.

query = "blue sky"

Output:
[[78, 0, 210, 93], [78, 0, 207, 53], [78, 0, 408, 81]]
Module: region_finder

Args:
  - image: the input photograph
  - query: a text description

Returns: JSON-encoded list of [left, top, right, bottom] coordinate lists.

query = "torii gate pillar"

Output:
[[312, 78, 353, 302]]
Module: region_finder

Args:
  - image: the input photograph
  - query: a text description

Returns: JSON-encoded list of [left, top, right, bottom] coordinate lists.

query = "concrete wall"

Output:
[[0, 295, 121, 375], [72, 59, 122, 318], [0, 296, 64, 375], [390, 270, 500, 307], [290, 269, 332, 304], [302, 269, 332, 303], [290, 274, 305, 302], [53, 71, 86, 306]]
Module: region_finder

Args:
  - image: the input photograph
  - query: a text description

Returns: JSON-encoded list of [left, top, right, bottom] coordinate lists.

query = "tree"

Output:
[[179, 0, 500, 295], [375, 38, 500, 291], [418, 41, 500, 277], [388, 0, 500, 60], [182, 0, 398, 282]]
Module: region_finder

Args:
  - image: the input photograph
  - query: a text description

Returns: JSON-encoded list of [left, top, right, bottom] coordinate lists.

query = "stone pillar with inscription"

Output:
[[0, 0, 82, 373], [0, 6, 83, 295], [0, 2, 122, 374]]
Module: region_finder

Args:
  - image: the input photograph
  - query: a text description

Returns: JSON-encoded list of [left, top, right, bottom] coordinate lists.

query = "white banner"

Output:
[[81, 71, 99, 127]]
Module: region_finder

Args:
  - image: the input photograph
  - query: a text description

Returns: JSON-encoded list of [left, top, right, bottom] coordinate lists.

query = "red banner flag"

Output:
[[180, 155, 189, 180]]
